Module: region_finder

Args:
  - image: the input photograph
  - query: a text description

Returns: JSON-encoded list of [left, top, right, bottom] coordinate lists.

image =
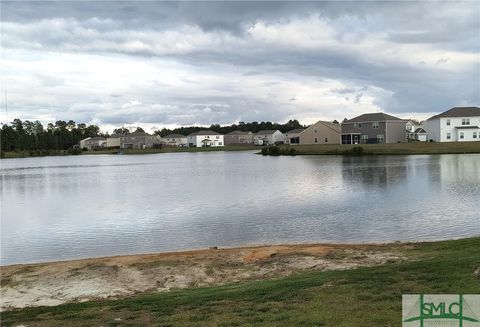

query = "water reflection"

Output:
[[1, 153, 479, 265]]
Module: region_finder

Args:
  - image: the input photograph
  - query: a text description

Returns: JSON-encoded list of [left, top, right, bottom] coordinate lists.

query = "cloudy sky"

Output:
[[1, 1, 479, 132]]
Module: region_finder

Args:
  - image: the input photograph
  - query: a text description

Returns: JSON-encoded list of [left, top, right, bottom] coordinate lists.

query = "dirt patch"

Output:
[[0, 243, 406, 310]]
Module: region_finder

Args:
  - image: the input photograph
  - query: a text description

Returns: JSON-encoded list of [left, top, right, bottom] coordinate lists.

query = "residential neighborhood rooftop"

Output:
[[163, 134, 186, 138], [256, 130, 279, 135], [188, 130, 221, 136], [343, 112, 404, 123], [226, 131, 252, 135], [427, 107, 480, 120], [285, 129, 305, 134]]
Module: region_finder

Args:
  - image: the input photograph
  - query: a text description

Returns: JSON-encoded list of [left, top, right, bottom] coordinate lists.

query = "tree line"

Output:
[[1, 119, 102, 152], [1, 118, 319, 153]]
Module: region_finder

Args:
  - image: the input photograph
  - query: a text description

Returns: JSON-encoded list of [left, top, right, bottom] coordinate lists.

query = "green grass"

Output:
[[272, 142, 480, 156], [2, 237, 479, 326]]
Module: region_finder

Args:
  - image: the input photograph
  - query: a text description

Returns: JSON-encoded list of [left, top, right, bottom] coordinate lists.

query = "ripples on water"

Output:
[[1, 152, 479, 265]]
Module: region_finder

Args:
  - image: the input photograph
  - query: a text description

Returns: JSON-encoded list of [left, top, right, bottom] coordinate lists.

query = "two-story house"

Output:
[[161, 134, 188, 147], [341, 113, 407, 144], [224, 131, 254, 145], [187, 131, 224, 147], [423, 107, 480, 142]]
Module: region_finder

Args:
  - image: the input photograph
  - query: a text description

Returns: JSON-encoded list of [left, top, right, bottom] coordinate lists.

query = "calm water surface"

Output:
[[1, 152, 479, 265]]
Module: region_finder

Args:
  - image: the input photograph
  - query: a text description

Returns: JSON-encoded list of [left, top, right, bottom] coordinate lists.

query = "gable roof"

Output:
[[226, 130, 252, 135], [427, 107, 480, 120], [163, 134, 186, 138], [285, 129, 305, 134], [127, 131, 151, 137], [256, 130, 281, 135], [303, 120, 341, 134], [414, 128, 427, 133], [188, 130, 221, 136], [343, 112, 404, 123]]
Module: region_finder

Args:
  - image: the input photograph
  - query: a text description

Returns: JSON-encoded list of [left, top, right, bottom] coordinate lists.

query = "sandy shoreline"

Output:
[[1, 242, 408, 311]]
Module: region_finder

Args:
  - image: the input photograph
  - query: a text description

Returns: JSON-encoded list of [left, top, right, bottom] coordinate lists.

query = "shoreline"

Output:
[[1, 241, 410, 310], [2, 142, 480, 159]]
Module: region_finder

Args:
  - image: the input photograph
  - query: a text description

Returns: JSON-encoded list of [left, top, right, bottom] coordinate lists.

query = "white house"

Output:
[[161, 134, 188, 147], [187, 130, 224, 147], [423, 107, 480, 142], [253, 130, 285, 145], [79, 137, 107, 150]]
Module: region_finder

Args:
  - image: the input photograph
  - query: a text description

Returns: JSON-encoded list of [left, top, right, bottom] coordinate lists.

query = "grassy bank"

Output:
[[265, 141, 480, 156], [1, 145, 259, 158], [2, 237, 479, 326]]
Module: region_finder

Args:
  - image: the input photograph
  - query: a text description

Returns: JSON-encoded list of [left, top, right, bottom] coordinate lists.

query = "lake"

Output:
[[1, 152, 479, 265]]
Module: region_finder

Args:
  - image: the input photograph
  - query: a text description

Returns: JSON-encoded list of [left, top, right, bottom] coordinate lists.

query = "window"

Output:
[[358, 123, 362, 128], [219, 142, 222, 145], [372, 122, 379, 129], [377, 134, 385, 143], [473, 132, 477, 139], [314, 137, 318, 143], [361, 135, 368, 142], [216, 136, 219, 139], [446, 133, 451, 140], [353, 123, 358, 129], [460, 132, 464, 139], [446, 119, 450, 126], [462, 118, 470, 125], [325, 138, 328, 143], [314, 128, 318, 133]]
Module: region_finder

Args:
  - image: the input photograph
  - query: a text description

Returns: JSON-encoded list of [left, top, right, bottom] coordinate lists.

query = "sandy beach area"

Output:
[[1, 242, 407, 311]]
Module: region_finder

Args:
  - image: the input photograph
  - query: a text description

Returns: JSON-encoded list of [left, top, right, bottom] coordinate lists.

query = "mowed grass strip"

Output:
[[2, 237, 479, 326], [277, 141, 480, 155]]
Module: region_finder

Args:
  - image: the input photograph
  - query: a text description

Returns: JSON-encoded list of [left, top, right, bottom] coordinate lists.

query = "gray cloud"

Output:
[[1, 1, 479, 130]]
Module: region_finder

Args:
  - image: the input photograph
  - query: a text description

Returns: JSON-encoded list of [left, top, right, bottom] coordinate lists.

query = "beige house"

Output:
[[224, 131, 254, 145], [106, 134, 121, 148], [284, 129, 305, 144], [79, 137, 107, 150], [297, 121, 341, 144], [161, 134, 187, 147]]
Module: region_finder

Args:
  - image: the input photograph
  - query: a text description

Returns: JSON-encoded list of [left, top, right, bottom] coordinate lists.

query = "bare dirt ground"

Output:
[[0, 243, 406, 310]]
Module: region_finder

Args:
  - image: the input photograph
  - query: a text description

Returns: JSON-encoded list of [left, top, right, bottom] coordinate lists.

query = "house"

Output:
[[106, 134, 121, 148], [253, 130, 285, 145], [120, 132, 160, 149], [161, 134, 188, 147], [423, 107, 480, 142], [187, 130, 224, 147], [406, 120, 428, 141], [79, 137, 107, 150], [299, 121, 341, 144], [284, 129, 305, 144], [341, 112, 407, 144], [224, 131, 254, 145]]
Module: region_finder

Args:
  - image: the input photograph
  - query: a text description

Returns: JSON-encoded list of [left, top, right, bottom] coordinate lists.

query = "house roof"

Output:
[[285, 129, 305, 134], [188, 130, 221, 136], [226, 130, 251, 135], [343, 112, 404, 123], [414, 128, 427, 133], [163, 133, 186, 138], [427, 107, 480, 120], [127, 131, 151, 136], [108, 134, 122, 138], [256, 130, 280, 135], [89, 136, 106, 141]]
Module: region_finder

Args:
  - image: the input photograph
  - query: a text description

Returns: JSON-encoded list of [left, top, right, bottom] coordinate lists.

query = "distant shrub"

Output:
[[68, 148, 83, 155], [262, 145, 296, 156]]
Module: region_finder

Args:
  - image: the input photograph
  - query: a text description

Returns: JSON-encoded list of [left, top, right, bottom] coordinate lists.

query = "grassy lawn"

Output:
[[274, 141, 480, 155], [2, 237, 479, 326]]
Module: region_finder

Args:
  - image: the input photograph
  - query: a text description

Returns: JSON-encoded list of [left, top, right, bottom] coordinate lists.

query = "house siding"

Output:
[[299, 122, 341, 144]]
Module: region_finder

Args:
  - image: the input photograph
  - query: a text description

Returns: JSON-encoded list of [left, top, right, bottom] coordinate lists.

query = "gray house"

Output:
[[224, 131, 254, 145], [120, 132, 159, 149], [341, 113, 407, 144]]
